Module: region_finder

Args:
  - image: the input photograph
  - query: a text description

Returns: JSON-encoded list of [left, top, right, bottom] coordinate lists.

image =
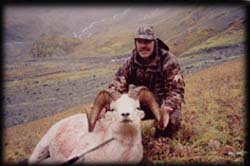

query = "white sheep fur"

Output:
[[29, 94, 145, 165]]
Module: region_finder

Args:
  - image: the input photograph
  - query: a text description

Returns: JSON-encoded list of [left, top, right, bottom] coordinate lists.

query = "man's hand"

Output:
[[163, 106, 174, 113], [109, 76, 127, 92], [162, 106, 173, 129], [155, 106, 173, 131]]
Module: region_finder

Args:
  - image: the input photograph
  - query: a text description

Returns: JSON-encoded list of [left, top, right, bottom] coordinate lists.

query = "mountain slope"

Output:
[[4, 6, 245, 62], [71, 6, 245, 57]]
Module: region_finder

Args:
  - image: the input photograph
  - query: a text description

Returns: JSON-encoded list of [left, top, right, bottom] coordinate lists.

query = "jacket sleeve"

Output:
[[162, 52, 185, 112], [108, 59, 130, 93]]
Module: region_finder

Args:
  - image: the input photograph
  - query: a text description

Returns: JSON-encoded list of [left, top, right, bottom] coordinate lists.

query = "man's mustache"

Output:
[[139, 47, 150, 52]]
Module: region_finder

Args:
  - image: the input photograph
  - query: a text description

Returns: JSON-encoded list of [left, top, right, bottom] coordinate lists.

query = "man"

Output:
[[108, 25, 185, 138]]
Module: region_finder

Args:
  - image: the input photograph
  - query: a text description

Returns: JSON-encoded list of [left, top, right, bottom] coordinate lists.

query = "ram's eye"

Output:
[[110, 108, 115, 112], [136, 107, 142, 110]]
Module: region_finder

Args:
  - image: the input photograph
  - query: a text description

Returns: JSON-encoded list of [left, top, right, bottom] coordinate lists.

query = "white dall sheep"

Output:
[[29, 86, 165, 165]]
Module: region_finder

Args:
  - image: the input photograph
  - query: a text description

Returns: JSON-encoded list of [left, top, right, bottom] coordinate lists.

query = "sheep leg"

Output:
[[36, 156, 64, 165], [29, 142, 50, 164], [38, 157, 55, 164], [29, 123, 59, 164], [29, 117, 65, 164]]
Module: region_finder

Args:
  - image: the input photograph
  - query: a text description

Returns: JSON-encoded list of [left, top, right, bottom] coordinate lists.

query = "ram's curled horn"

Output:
[[87, 91, 111, 132], [128, 85, 161, 122], [87, 89, 121, 132]]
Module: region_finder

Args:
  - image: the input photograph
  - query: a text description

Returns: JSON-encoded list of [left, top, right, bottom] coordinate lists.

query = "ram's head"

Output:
[[87, 85, 164, 132]]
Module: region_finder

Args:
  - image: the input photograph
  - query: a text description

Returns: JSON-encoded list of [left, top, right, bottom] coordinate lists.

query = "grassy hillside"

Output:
[[3, 57, 245, 164], [180, 21, 245, 57], [29, 35, 81, 58], [142, 57, 245, 164]]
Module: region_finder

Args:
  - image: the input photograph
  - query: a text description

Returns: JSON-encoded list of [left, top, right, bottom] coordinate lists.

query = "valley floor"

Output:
[[3, 43, 244, 128]]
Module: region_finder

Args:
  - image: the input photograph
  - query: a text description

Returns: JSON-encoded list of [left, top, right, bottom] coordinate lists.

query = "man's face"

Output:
[[135, 39, 155, 58]]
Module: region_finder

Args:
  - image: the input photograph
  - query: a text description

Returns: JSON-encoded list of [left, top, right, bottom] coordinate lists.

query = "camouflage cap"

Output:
[[134, 25, 156, 40]]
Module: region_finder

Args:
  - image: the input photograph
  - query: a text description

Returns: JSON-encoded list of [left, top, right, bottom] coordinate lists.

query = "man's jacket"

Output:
[[108, 38, 185, 114]]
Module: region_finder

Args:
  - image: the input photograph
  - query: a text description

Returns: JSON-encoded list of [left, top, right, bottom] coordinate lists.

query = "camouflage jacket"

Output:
[[108, 39, 185, 112]]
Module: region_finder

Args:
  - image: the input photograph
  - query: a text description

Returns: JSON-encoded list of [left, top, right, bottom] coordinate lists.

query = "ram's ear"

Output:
[[105, 111, 113, 120], [137, 110, 145, 119], [135, 100, 140, 108]]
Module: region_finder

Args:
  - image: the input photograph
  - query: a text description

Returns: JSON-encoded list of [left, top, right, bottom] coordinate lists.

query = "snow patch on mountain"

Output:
[[74, 17, 108, 39], [112, 8, 130, 21]]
